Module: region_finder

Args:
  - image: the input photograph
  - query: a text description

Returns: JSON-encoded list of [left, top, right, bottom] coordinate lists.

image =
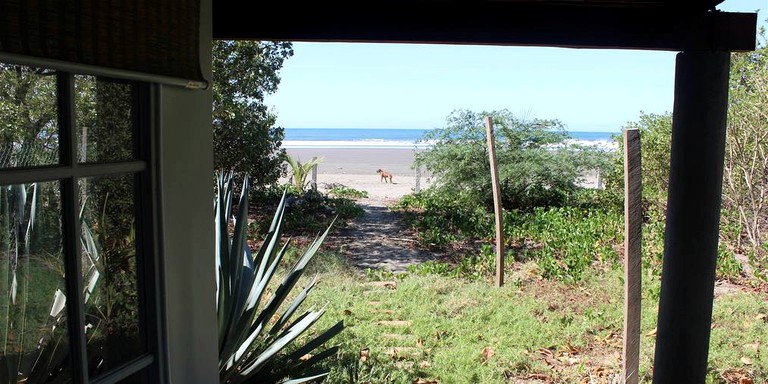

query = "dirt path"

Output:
[[336, 196, 441, 273]]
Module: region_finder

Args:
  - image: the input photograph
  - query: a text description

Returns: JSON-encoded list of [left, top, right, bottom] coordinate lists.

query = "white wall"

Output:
[[158, 0, 217, 381]]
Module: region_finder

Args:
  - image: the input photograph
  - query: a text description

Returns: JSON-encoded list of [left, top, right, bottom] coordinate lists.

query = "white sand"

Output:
[[286, 148, 425, 177], [316, 174, 426, 201]]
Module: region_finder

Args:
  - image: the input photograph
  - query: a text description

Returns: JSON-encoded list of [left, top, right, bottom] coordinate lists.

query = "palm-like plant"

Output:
[[284, 154, 323, 193], [216, 172, 343, 383]]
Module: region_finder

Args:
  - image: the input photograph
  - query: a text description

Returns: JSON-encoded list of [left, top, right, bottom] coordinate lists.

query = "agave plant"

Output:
[[284, 154, 323, 193], [1, 182, 129, 383], [216, 172, 343, 383]]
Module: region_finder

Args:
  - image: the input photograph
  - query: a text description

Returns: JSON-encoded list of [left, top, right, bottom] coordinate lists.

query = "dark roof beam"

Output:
[[213, 3, 756, 52]]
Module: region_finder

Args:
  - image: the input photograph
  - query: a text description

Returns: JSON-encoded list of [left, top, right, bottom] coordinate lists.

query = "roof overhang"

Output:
[[213, 1, 757, 51]]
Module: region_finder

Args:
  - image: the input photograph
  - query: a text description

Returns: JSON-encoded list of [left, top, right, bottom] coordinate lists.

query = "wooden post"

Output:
[[596, 169, 603, 189], [622, 128, 642, 384], [415, 167, 421, 193], [311, 156, 318, 190], [485, 117, 504, 287], [653, 51, 730, 383]]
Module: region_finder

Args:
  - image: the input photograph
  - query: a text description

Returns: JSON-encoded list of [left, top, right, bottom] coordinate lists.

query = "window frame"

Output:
[[0, 70, 165, 384]]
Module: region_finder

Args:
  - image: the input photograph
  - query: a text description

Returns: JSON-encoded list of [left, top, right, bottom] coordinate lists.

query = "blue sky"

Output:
[[265, 1, 765, 132]]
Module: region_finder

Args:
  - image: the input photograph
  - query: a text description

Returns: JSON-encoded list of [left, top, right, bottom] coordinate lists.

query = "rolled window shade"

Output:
[[0, 0, 207, 88]]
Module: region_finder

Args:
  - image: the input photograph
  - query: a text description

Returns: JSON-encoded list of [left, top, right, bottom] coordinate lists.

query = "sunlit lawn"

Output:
[[302, 254, 768, 383]]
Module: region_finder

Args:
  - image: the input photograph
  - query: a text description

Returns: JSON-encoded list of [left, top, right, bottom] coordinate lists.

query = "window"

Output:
[[0, 65, 161, 383]]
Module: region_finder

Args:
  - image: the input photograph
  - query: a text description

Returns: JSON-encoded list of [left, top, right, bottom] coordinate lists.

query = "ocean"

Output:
[[283, 128, 619, 151]]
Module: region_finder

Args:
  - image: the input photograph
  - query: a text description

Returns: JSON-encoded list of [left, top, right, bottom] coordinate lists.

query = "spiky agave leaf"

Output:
[[215, 172, 343, 383], [219, 175, 251, 349], [218, 185, 289, 366], [1, 183, 91, 383]]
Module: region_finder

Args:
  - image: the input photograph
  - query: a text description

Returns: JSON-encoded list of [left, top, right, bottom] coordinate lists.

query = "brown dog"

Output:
[[376, 169, 393, 183]]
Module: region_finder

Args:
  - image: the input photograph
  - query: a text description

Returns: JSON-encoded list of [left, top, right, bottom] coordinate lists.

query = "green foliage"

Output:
[[408, 244, 516, 282], [603, 111, 673, 218], [363, 268, 397, 282], [1, 183, 140, 381], [723, 29, 768, 271], [641, 217, 666, 277], [505, 206, 623, 281], [1, 183, 68, 382], [753, 244, 768, 281], [602, 31, 768, 282], [0, 65, 57, 167], [213, 41, 293, 190], [327, 186, 369, 199], [83, 80, 136, 237], [416, 109, 608, 210], [391, 189, 491, 248], [216, 172, 343, 383], [395, 188, 623, 281], [284, 154, 324, 193], [283, 190, 364, 235], [567, 188, 623, 212], [250, 189, 365, 237], [602, 30, 768, 282], [716, 245, 743, 281]]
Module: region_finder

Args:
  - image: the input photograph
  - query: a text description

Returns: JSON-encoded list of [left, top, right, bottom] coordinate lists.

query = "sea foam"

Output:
[[282, 139, 433, 150]]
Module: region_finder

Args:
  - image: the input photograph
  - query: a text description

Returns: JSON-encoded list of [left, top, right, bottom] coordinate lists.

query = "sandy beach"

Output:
[[286, 148, 425, 177], [285, 148, 427, 201], [284, 147, 601, 201]]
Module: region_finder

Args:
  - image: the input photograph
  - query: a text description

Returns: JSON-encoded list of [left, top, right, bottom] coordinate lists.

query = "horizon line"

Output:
[[283, 126, 621, 132]]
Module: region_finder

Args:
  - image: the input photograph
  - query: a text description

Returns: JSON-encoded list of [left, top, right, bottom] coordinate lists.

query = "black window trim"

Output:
[[0, 70, 165, 383]]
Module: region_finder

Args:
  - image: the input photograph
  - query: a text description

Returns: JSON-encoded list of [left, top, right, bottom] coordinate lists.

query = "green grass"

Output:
[[1, 253, 70, 383], [708, 293, 768, 383], [299, 253, 768, 383]]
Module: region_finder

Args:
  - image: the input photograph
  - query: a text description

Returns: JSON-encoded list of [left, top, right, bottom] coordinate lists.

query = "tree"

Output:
[[0, 65, 57, 167], [212, 41, 293, 189], [416, 109, 606, 210], [723, 28, 768, 253]]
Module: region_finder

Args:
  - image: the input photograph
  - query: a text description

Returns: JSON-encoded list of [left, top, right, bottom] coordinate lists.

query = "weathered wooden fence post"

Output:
[[485, 117, 504, 287], [311, 156, 318, 190], [596, 169, 603, 189], [415, 166, 421, 193], [623, 128, 642, 384]]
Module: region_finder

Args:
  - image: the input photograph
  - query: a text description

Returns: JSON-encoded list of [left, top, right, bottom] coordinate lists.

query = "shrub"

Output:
[[396, 188, 624, 281], [723, 33, 768, 274], [602, 111, 673, 218], [391, 189, 491, 248], [327, 185, 369, 199], [250, 189, 365, 237], [505, 206, 623, 281], [415, 109, 608, 211]]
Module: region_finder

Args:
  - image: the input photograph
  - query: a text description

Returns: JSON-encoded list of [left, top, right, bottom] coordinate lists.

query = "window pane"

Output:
[[0, 65, 59, 169], [0, 181, 71, 383], [75, 77, 135, 163], [79, 175, 145, 376]]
